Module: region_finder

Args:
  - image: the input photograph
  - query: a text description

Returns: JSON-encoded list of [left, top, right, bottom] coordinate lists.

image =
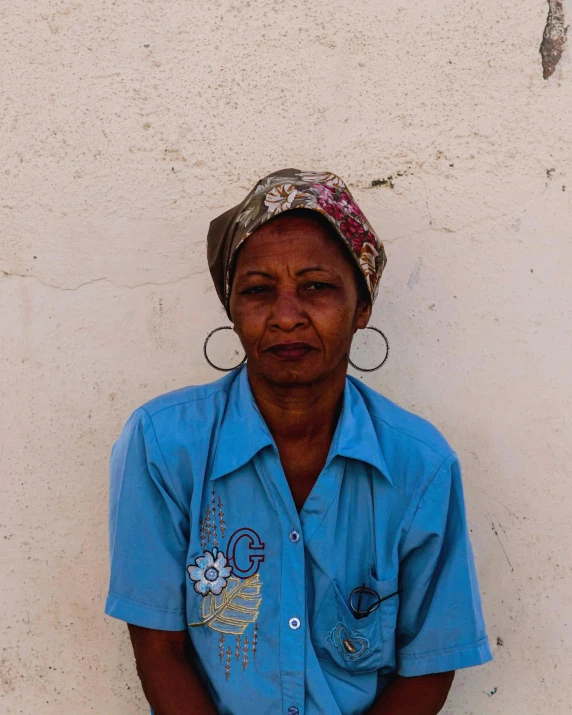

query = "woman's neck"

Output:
[[246, 361, 346, 445]]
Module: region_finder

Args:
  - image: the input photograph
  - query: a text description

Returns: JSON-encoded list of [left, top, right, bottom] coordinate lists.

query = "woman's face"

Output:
[[229, 213, 372, 386]]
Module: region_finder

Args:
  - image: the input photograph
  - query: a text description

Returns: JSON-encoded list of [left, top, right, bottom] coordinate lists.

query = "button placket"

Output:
[[253, 452, 306, 713]]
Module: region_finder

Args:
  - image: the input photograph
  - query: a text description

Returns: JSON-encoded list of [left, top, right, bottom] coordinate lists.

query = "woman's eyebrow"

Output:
[[295, 266, 331, 276], [242, 270, 276, 279], [242, 266, 332, 279]]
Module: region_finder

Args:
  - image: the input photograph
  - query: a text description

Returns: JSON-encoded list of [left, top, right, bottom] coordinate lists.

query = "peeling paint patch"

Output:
[[407, 259, 422, 289], [540, 0, 568, 79]]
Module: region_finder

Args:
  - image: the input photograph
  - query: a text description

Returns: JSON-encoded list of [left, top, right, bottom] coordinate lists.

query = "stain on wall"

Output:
[[2, 2, 572, 714], [540, 0, 568, 79]]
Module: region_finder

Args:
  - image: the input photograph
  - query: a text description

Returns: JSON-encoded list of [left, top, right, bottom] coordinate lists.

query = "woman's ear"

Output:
[[355, 299, 372, 331]]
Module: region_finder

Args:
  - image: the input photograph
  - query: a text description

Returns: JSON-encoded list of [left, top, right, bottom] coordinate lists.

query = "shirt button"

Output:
[[289, 530, 300, 543], [288, 617, 301, 630], [288, 707, 300, 715]]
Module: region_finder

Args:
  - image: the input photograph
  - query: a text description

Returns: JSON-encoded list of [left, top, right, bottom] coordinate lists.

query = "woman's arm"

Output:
[[127, 624, 217, 715], [368, 672, 455, 715]]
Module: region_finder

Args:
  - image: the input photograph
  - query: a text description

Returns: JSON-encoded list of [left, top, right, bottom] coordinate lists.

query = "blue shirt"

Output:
[[105, 363, 492, 715]]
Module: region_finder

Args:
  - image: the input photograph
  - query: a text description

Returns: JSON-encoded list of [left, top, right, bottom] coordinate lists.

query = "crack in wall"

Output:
[[0, 270, 199, 292], [540, 0, 569, 79]]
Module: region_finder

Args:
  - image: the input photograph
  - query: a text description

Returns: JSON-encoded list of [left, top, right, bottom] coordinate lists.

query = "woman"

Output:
[[105, 169, 492, 715]]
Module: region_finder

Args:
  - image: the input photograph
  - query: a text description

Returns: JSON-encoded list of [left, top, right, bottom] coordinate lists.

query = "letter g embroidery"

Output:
[[227, 528, 265, 578]]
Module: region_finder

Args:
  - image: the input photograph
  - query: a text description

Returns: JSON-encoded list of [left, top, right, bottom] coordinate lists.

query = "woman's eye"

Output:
[[241, 286, 268, 294], [307, 282, 332, 291]]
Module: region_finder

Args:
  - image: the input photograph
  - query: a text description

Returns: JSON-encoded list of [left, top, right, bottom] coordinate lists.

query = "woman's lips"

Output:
[[267, 343, 314, 359]]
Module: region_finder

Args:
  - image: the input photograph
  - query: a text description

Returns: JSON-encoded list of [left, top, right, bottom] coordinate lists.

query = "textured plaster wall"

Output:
[[1, 1, 572, 713]]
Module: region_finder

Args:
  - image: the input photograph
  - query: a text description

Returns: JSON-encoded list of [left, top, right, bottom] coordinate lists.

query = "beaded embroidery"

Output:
[[187, 487, 264, 679]]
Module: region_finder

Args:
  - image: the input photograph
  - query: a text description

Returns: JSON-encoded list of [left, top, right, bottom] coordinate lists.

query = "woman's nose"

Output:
[[269, 290, 308, 330]]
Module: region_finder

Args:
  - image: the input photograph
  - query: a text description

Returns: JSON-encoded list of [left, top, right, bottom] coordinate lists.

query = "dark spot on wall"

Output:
[[540, 0, 568, 79], [371, 178, 392, 188], [371, 169, 410, 189], [546, 168, 555, 179], [497, 636, 504, 646]]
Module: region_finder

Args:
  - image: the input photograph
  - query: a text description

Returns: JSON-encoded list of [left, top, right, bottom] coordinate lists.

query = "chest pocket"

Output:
[[310, 568, 399, 675]]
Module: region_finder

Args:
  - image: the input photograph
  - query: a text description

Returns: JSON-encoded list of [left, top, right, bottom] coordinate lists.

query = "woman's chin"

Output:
[[251, 356, 342, 386]]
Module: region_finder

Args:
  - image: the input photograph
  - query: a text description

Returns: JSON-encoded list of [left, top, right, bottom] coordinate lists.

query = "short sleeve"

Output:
[[104, 408, 190, 630], [395, 452, 493, 676]]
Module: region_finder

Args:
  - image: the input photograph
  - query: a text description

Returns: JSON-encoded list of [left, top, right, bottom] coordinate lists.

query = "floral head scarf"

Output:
[[206, 168, 387, 319]]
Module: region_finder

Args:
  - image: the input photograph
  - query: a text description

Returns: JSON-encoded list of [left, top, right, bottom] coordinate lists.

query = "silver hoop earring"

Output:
[[345, 326, 389, 372], [204, 326, 247, 372]]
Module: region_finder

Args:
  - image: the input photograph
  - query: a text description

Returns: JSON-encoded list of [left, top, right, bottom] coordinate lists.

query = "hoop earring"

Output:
[[204, 326, 247, 372], [345, 326, 389, 372]]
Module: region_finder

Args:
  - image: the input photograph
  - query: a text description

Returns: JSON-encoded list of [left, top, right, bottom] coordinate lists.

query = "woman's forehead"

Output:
[[234, 215, 351, 272]]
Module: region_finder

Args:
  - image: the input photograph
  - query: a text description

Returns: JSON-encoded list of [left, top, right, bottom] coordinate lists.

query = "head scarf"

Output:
[[207, 168, 387, 320]]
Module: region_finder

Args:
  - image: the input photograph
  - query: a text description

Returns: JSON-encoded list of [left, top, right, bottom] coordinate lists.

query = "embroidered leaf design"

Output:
[[189, 574, 262, 635]]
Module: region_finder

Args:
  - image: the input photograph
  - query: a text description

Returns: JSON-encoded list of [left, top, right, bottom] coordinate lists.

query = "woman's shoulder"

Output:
[[347, 374, 454, 462], [114, 371, 240, 463], [139, 370, 236, 420]]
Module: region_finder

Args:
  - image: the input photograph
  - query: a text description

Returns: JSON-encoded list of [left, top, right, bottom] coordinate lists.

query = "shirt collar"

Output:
[[210, 365, 274, 481], [328, 375, 394, 486], [210, 364, 394, 486]]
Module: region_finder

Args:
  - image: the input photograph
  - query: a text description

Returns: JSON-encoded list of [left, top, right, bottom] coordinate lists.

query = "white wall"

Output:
[[2, 1, 572, 713]]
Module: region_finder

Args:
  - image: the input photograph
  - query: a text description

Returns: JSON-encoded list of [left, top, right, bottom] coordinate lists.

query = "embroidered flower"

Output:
[[253, 176, 276, 195], [187, 548, 232, 596], [323, 202, 345, 220], [237, 203, 260, 226], [339, 193, 366, 221], [297, 171, 346, 188], [264, 183, 301, 216], [311, 184, 346, 220], [359, 242, 379, 291], [327, 622, 371, 661], [237, 177, 278, 226], [312, 183, 336, 199], [339, 216, 371, 251]]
